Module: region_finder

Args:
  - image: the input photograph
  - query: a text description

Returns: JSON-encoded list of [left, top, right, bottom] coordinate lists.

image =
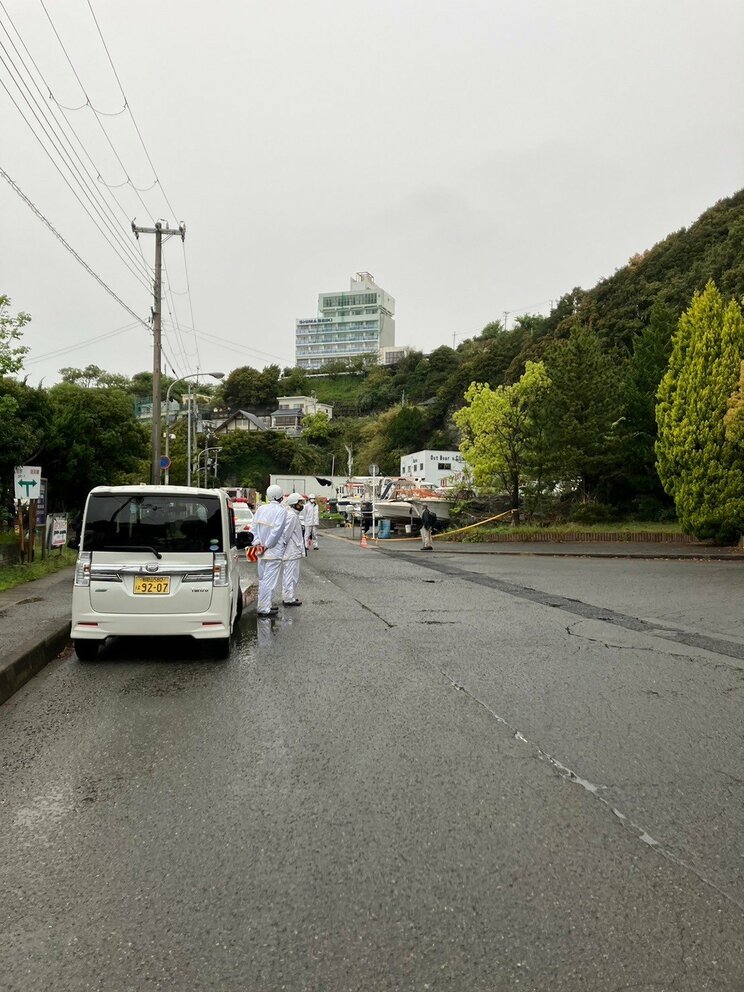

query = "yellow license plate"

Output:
[[133, 576, 170, 595]]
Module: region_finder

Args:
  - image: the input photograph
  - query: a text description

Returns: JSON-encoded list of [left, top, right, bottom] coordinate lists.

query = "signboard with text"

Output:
[[50, 516, 68, 548], [37, 478, 48, 526], [14, 465, 42, 501]]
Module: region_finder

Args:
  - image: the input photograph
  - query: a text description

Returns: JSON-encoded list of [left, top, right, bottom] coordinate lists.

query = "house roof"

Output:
[[271, 407, 304, 417], [216, 409, 268, 431]]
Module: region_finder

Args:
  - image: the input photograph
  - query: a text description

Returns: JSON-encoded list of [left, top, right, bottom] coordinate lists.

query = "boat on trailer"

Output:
[[353, 478, 454, 525]]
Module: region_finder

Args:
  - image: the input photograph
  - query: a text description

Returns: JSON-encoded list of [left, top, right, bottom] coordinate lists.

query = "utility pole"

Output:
[[132, 219, 186, 483]]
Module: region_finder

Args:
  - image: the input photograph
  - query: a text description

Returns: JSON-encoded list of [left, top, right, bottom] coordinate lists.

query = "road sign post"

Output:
[[14, 465, 41, 501], [13, 466, 42, 562]]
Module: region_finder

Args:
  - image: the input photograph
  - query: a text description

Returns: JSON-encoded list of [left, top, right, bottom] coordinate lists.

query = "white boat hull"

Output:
[[354, 498, 452, 523]]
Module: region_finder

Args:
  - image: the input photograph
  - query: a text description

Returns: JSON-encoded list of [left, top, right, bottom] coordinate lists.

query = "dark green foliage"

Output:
[[221, 364, 281, 410], [357, 366, 398, 412], [385, 406, 427, 451], [547, 190, 744, 353], [42, 383, 149, 510], [540, 327, 623, 497], [608, 301, 676, 509], [216, 430, 296, 493], [0, 379, 51, 513], [569, 503, 616, 525]]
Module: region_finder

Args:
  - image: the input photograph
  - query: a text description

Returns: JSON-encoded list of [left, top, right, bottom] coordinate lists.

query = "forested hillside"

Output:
[[242, 189, 744, 520], [2, 189, 743, 523]]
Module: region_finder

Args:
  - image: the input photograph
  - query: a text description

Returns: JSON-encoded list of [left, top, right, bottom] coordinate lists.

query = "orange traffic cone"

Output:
[[360, 532, 368, 548]]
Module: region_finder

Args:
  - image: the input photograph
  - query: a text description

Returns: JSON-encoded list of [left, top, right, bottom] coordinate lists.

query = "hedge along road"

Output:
[[2, 537, 744, 990]]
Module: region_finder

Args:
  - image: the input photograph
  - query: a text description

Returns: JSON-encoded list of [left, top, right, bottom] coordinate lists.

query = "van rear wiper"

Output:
[[103, 545, 163, 559]]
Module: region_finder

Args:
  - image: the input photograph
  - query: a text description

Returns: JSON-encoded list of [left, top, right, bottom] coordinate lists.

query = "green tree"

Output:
[[656, 281, 744, 541], [59, 364, 130, 389], [357, 366, 397, 412], [301, 411, 332, 443], [0, 295, 30, 375], [385, 406, 426, 451], [279, 367, 309, 395], [222, 365, 280, 410], [43, 384, 149, 510], [540, 326, 622, 498], [724, 360, 744, 446], [0, 379, 50, 519], [215, 430, 295, 492], [611, 300, 675, 510], [454, 361, 551, 515]]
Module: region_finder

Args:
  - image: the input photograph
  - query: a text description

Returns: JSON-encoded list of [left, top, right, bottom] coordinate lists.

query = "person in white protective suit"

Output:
[[252, 485, 288, 616], [303, 495, 320, 550], [281, 493, 306, 606]]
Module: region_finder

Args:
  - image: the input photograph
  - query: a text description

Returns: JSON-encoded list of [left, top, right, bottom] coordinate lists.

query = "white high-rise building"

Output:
[[295, 272, 395, 370]]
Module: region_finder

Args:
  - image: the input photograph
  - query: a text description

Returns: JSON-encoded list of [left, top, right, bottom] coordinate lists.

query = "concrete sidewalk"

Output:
[[0, 568, 73, 707]]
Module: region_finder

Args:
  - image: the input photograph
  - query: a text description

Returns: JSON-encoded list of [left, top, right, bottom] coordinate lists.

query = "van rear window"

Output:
[[82, 494, 223, 553]]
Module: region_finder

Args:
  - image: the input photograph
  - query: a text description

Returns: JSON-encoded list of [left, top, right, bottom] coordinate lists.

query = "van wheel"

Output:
[[74, 639, 99, 662], [234, 590, 243, 624], [213, 637, 231, 660]]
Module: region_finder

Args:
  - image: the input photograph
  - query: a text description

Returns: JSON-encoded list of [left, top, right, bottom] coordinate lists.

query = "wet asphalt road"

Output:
[[2, 538, 744, 990]]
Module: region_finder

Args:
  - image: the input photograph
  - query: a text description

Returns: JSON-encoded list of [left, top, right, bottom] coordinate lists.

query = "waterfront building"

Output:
[[400, 449, 468, 487]]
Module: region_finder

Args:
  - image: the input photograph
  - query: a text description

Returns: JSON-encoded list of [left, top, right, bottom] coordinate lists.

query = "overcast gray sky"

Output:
[[2, 0, 742, 386]]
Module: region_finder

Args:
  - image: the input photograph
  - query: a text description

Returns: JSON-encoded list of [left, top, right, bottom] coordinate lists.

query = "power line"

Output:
[[180, 322, 293, 366], [0, 1, 155, 280], [85, 0, 180, 221], [0, 44, 152, 290], [83, 0, 199, 349], [39, 0, 156, 220], [0, 165, 148, 328], [24, 321, 141, 365], [162, 253, 193, 372]]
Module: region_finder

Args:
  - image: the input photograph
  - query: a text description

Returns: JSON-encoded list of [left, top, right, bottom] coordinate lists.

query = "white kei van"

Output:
[[70, 485, 249, 661]]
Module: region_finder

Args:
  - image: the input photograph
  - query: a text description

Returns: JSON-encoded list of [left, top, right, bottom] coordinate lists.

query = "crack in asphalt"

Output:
[[438, 666, 744, 918], [396, 552, 744, 665], [565, 620, 702, 663]]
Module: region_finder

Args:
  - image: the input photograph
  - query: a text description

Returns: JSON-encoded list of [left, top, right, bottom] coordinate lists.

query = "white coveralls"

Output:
[[252, 500, 288, 613], [302, 500, 320, 549], [281, 508, 305, 603]]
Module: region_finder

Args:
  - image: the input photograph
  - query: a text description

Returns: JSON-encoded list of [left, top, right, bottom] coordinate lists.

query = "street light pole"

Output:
[[163, 371, 224, 485], [196, 446, 222, 488], [369, 463, 379, 541]]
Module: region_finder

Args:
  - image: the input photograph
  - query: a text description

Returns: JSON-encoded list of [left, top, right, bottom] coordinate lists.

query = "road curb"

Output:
[[435, 550, 744, 560], [0, 619, 71, 706]]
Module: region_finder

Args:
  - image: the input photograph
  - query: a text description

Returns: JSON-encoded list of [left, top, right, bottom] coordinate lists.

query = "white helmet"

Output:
[[286, 492, 304, 506], [266, 484, 284, 501]]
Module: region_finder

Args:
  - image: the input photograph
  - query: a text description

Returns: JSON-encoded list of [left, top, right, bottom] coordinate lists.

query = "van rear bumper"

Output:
[[71, 612, 230, 640]]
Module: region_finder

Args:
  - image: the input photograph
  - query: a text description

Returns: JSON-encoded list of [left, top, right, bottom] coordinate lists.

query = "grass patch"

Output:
[[503, 521, 682, 534], [459, 521, 688, 543], [308, 375, 366, 407], [0, 549, 76, 592]]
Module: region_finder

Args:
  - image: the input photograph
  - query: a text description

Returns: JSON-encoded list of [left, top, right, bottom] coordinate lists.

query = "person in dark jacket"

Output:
[[419, 506, 435, 550], [360, 501, 373, 535]]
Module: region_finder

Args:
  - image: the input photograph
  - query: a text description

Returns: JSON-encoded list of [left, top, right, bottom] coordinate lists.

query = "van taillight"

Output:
[[74, 552, 92, 587], [212, 553, 228, 586]]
